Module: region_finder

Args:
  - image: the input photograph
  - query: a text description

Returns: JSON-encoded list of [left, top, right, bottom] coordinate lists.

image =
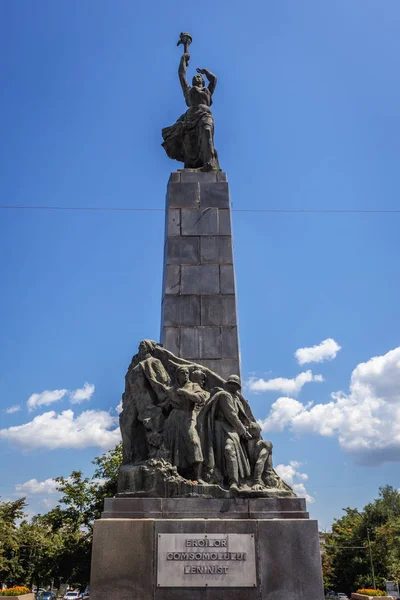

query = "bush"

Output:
[[357, 589, 388, 597], [0, 587, 30, 597]]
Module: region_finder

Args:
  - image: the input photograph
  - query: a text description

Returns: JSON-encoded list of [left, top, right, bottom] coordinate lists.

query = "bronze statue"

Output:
[[198, 375, 253, 491], [162, 32, 220, 171], [118, 341, 294, 499], [163, 366, 208, 482], [119, 340, 170, 464]]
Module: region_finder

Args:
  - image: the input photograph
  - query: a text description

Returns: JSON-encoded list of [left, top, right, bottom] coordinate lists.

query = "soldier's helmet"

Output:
[[226, 374, 241, 388]]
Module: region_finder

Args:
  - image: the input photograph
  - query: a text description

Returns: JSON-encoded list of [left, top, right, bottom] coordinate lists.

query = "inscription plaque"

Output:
[[157, 533, 256, 587]]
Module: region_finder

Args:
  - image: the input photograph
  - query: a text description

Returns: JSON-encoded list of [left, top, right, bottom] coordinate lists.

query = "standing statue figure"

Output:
[[163, 366, 209, 482], [120, 340, 170, 464], [190, 368, 209, 402], [162, 33, 220, 171], [198, 375, 253, 491]]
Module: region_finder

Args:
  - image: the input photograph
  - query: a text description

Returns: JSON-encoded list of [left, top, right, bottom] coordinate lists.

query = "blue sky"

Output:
[[1, 0, 399, 528]]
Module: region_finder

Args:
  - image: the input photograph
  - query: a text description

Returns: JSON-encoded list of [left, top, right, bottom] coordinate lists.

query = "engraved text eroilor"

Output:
[[157, 533, 256, 587]]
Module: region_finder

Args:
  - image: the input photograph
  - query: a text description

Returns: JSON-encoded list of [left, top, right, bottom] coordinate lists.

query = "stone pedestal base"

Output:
[[117, 464, 295, 499], [90, 499, 324, 600], [102, 496, 308, 519]]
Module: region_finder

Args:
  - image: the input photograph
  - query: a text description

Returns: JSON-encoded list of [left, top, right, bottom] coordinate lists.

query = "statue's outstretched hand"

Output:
[[242, 428, 253, 440], [249, 422, 262, 437], [196, 68, 206, 74]]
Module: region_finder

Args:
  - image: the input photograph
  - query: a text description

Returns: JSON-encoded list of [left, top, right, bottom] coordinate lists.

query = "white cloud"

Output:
[[260, 346, 400, 465], [295, 338, 341, 365], [93, 478, 107, 487], [275, 461, 315, 503], [15, 478, 59, 495], [116, 400, 123, 414], [15, 476, 106, 513], [27, 389, 68, 412], [41, 497, 59, 510], [14, 479, 62, 515], [69, 382, 95, 404], [259, 397, 311, 432], [292, 482, 314, 502], [5, 405, 21, 414], [0, 409, 120, 451], [249, 370, 323, 395], [26, 383, 95, 411], [258, 397, 308, 432]]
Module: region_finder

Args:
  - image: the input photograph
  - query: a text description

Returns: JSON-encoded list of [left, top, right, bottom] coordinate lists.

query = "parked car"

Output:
[[63, 593, 80, 600], [33, 589, 46, 596], [39, 592, 57, 600], [336, 594, 349, 600]]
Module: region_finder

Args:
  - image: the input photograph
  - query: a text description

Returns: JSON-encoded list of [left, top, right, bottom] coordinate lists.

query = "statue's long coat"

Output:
[[198, 388, 251, 482], [163, 382, 208, 469]]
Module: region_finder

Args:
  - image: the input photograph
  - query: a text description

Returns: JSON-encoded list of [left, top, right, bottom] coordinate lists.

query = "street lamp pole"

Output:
[[367, 528, 376, 589]]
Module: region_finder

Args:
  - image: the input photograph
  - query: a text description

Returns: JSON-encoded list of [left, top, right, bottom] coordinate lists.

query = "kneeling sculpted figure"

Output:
[[198, 375, 253, 490], [198, 375, 290, 492]]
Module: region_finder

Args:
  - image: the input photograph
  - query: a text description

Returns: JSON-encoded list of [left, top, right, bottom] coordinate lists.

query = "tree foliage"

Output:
[[0, 443, 122, 589], [324, 486, 400, 595], [0, 499, 27, 586]]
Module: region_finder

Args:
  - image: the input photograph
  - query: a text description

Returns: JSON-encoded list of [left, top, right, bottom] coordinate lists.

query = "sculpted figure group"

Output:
[[119, 341, 292, 496]]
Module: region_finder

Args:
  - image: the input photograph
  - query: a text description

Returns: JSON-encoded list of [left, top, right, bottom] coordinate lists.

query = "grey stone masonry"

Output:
[[90, 514, 325, 600], [161, 171, 240, 379]]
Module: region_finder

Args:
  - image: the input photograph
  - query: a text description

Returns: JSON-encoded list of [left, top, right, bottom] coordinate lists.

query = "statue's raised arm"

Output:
[[162, 32, 220, 172], [178, 53, 191, 107], [196, 67, 217, 97]]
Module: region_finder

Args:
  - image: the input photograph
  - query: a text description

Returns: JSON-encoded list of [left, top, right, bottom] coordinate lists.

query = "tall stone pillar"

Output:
[[160, 170, 240, 380]]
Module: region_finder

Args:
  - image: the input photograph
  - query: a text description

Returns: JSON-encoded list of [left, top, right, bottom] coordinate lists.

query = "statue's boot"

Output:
[[194, 462, 206, 484], [225, 448, 239, 491]]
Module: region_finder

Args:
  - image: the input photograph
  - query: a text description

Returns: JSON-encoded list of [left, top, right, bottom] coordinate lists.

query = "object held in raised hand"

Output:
[[177, 32, 192, 65]]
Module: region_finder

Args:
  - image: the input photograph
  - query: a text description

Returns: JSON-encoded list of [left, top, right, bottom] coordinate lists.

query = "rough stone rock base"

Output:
[[90, 504, 324, 600], [118, 462, 294, 499], [118, 462, 229, 498]]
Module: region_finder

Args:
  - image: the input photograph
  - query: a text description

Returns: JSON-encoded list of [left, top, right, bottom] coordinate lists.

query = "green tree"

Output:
[[17, 519, 63, 590], [321, 548, 334, 591], [0, 445, 123, 590], [325, 486, 400, 595], [36, 471, 97, 588], [91, 442, 122, 522], [34, 444, 123, 589], [54, 471, 97, 531], [0, 498, 27, 587]]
